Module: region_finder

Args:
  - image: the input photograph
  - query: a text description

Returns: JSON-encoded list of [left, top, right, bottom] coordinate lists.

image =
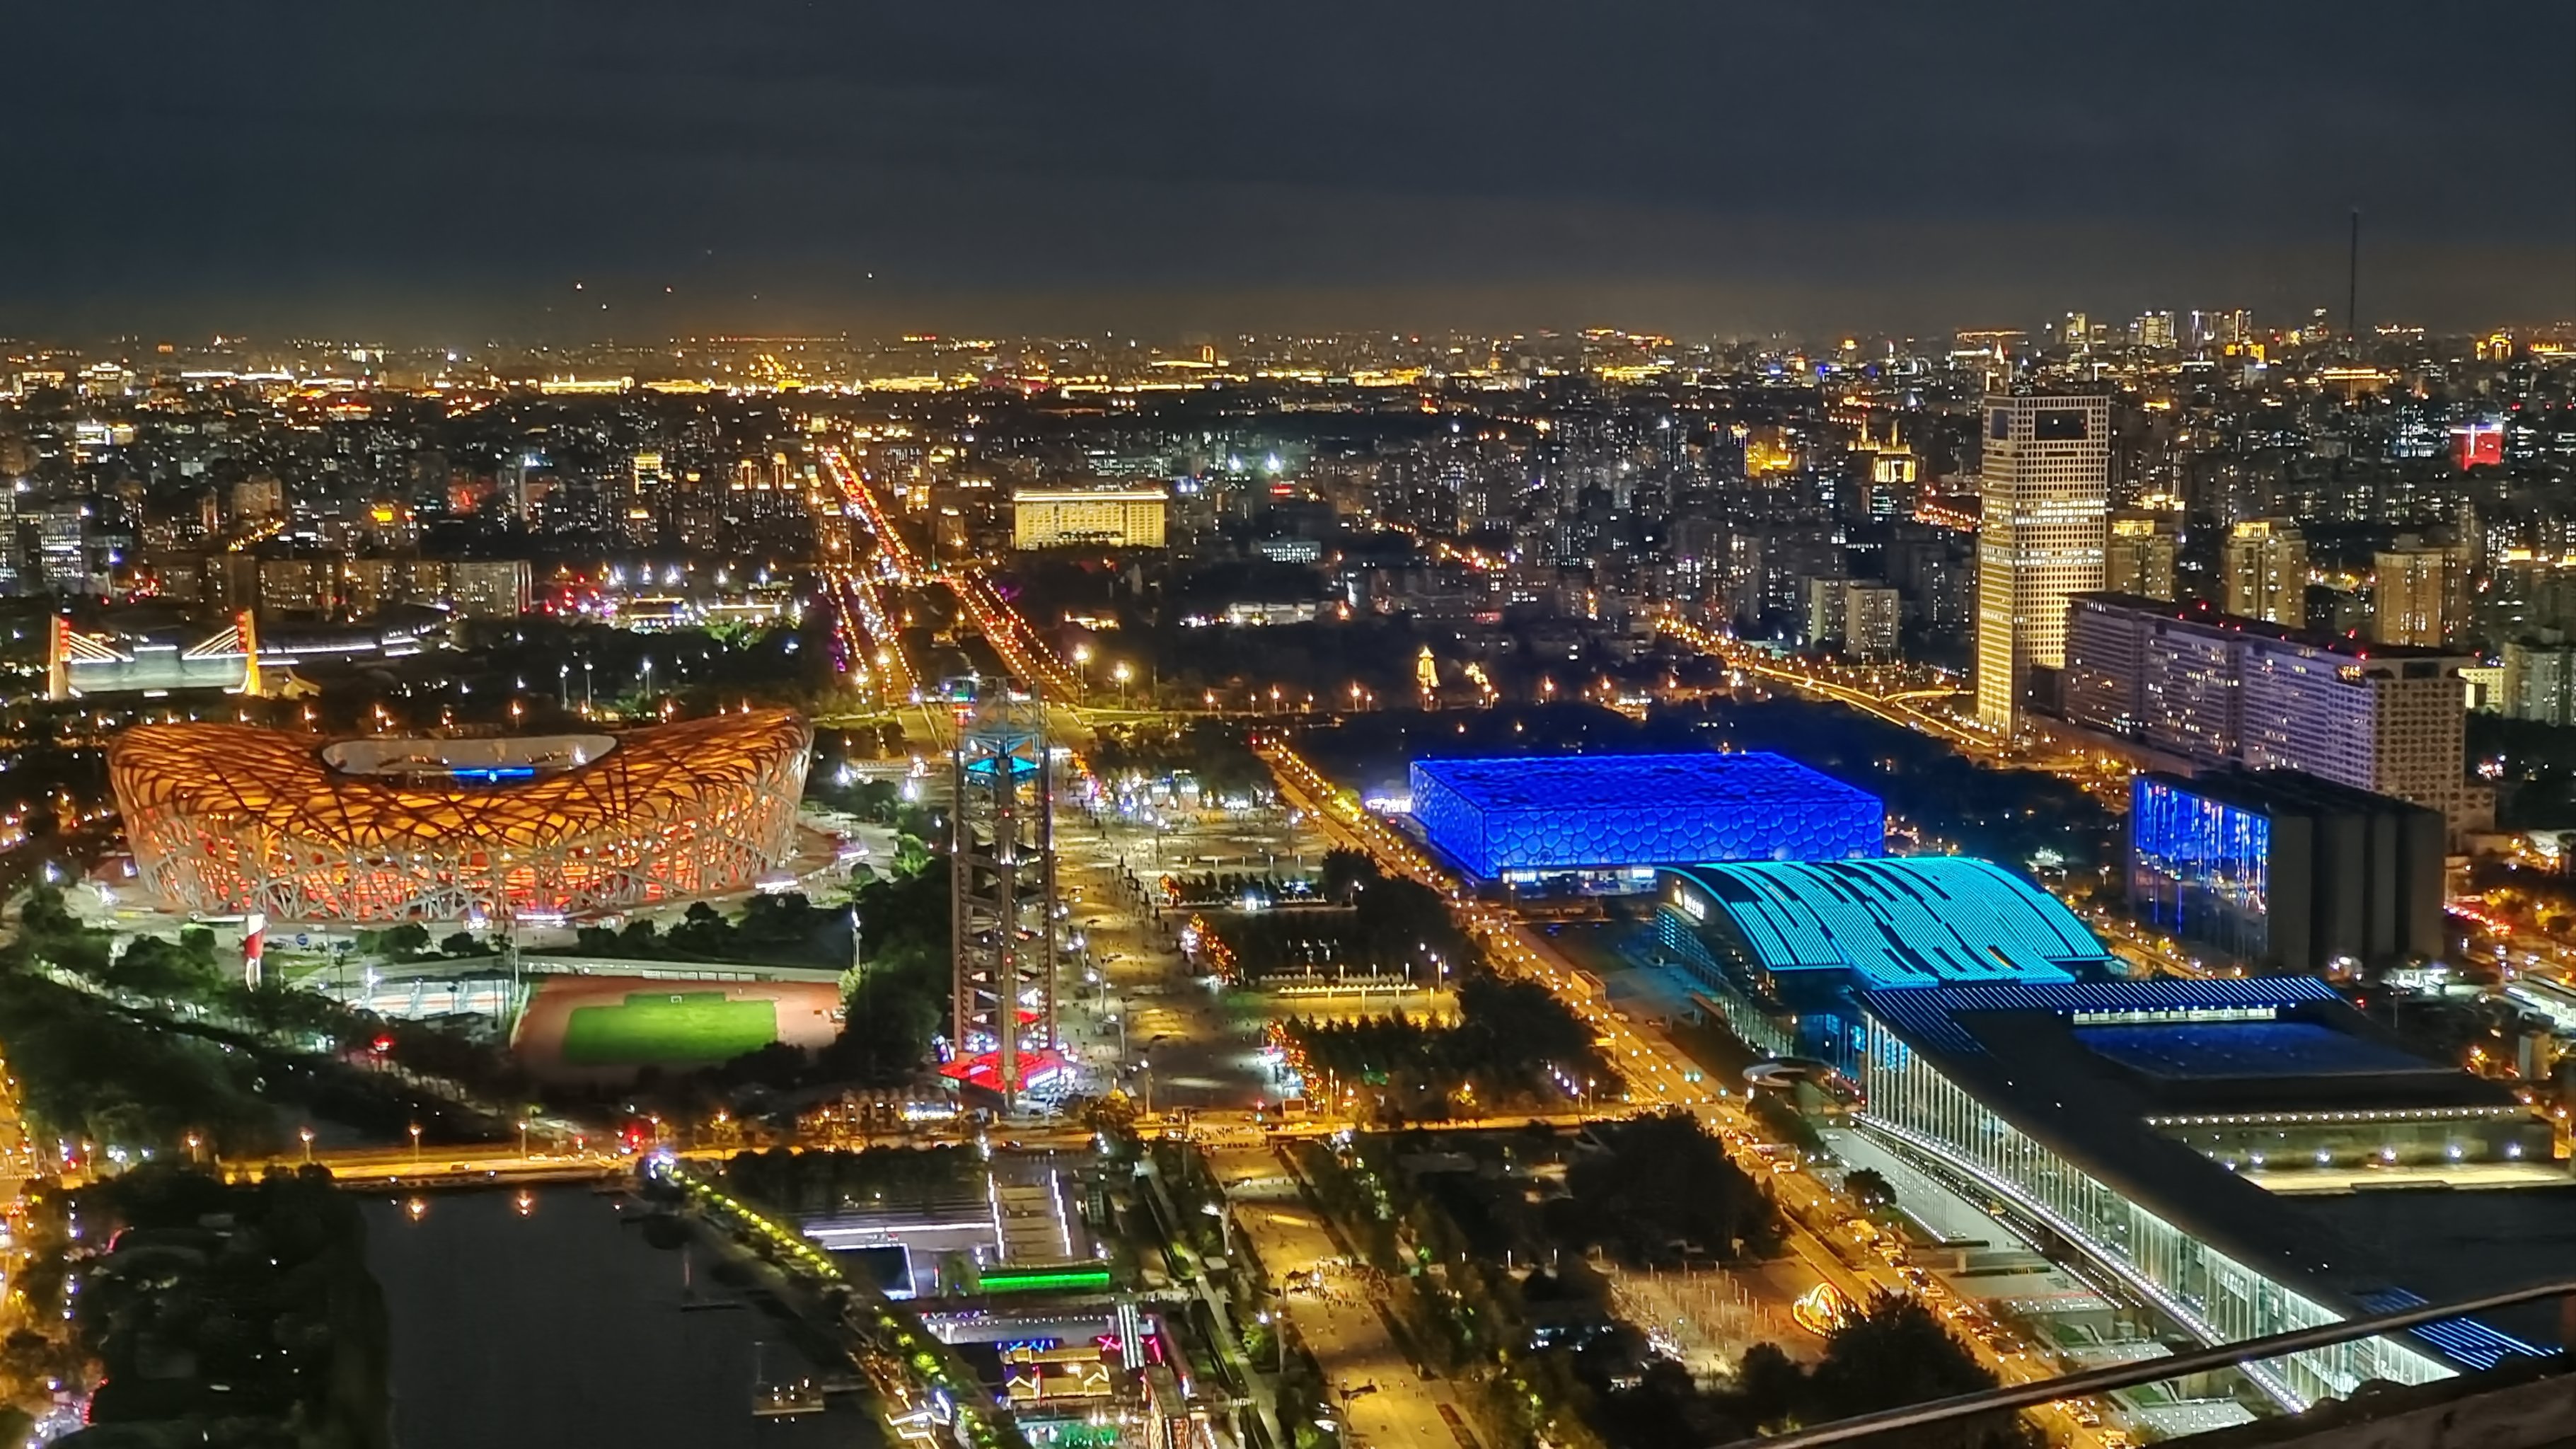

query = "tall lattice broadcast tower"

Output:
[[945, 691, 1062, 1108]]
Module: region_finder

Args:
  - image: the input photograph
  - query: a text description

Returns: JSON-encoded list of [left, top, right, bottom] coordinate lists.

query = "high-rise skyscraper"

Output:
[[625, 450, 666, 548], [2105, 511, 2179, 601], [2222, 519, 2308, 624], [1975, 393, 2111, 729], [2373, 537, 2468, 647]]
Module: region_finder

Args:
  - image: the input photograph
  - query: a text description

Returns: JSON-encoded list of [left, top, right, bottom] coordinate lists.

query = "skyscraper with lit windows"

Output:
[[2222, 518, 2308, 624], [1975, 393, 2110, 729]]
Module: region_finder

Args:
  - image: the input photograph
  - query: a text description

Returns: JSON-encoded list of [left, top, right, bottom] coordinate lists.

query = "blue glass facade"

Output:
[[1409, 753, 1882, 880], [2130, 775, 2272, 962]]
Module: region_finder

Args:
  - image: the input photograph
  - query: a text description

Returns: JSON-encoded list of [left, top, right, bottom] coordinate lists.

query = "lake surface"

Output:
[[362, 1185, 882, 1449]]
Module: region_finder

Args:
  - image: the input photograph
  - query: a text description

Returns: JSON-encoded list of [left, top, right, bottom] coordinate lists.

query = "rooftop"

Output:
[[1411, 751, 1879, 815], [1665, 857, 2108, 988], [1861, 976, 2548, 1357], [2074, 591, 2474, 664], [2074, 1020, 2451, 1082], [2135, 768, 2446, 821]]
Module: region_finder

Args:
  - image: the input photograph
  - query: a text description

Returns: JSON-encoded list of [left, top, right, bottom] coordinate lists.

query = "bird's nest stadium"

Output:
[[108, 710, 812, 923]]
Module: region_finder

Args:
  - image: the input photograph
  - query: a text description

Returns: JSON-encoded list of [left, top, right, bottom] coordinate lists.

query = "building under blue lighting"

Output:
[[1662, 857, 2104, 991], [1407, 753, 1881, 882], [1641, 852, 2562, 1410], [2130, 770, 2444, 972], [1858, 975, 2557, 1407], [1653, 855, 2107, 1063]]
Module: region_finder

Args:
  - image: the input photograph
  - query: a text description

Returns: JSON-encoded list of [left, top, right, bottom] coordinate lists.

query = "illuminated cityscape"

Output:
[[0, 4, 2568, 1449]]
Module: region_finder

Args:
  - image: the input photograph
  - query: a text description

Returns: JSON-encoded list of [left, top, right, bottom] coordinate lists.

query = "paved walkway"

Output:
[[1213, 1145, 1477, 1449]]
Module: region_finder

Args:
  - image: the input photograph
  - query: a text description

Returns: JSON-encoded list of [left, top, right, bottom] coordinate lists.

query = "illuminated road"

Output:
[[1253, 735, 2114, 1445], [814, 444, 951, 751], [817, 444, 928, 582], [0, 1055, 37, 1193], [1656, 616, 2135, 809], [1658, 617, 1989, 753], [819, 441, 1083, 710], [948, 567, 1083, 705]]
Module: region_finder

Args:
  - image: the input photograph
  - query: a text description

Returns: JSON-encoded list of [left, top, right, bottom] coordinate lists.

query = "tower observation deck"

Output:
[[945, 691, 1065, 1107]]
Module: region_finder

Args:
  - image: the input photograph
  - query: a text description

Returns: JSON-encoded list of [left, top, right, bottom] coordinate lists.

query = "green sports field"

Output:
[[560, 991, 781, 1066]]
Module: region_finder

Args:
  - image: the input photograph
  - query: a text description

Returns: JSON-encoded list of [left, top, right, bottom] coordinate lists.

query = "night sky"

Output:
[[8, 1, 2572, 340]]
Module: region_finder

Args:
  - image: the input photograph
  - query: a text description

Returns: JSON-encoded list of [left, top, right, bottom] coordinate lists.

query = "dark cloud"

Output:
[[5, 0, 2570, 338]]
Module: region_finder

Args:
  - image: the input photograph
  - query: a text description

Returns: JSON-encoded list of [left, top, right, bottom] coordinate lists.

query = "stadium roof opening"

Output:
[[1408, 752, 1881, 879], [1662, 857, 2111, 988]]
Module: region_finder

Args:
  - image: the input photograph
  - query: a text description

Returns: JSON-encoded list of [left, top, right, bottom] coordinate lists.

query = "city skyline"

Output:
[[5, 1, 2570, 339], [5, 9, 2576, 1447]]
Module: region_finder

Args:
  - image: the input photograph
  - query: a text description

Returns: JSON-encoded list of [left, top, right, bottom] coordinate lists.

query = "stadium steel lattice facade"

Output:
[[108, 710, 812, 922]]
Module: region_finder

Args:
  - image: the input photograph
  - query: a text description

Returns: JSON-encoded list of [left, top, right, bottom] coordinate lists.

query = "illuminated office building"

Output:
[[1975, 394, 2110, 730], [2372, 538, 2467, 647], [2062, 594, 2476, 833], [2104, 512, 2178, 601], [1804, 579, 1902, 660], [2129, 770, 2444, 972], [2502, 638, 2576, 726], [2222, 519, 2307, 625], [1010, 488, 1168, 549]]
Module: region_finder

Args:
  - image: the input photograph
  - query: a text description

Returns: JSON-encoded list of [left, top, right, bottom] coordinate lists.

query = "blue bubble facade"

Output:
[[1409, 752, 1883, 879]]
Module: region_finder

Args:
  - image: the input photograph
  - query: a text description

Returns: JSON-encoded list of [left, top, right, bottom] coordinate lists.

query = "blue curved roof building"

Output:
[[1661, 856, 2109, 990], [1647, 856, 2558, 1408]]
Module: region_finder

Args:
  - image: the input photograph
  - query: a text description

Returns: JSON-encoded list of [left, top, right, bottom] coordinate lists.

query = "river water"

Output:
[[361, 1185, 882, 1449]]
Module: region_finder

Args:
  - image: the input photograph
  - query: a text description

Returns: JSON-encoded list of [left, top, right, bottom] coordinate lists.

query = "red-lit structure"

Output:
[[2454, 420, 2505, 471]]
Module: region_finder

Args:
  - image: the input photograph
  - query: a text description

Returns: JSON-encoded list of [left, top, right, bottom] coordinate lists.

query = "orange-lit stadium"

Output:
[[108, 710, 812, 922]]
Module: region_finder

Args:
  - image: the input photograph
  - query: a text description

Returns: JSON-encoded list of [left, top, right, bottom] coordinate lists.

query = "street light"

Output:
[[1257, 1310, 1287, 1374], [299, 1126, 315, 1164], [409, 1123, 422, 1165], [1113, 661, 1132, 708]]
